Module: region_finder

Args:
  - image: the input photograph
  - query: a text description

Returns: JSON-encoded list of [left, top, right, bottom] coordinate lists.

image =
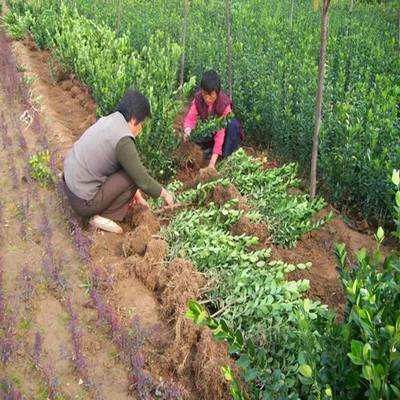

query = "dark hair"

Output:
[[200, 70, 221, 94], [115, 89, 151, 123]]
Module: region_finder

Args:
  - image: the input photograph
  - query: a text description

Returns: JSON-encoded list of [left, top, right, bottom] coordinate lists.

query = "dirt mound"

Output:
[[211, 183, 247, 210], [122, 225, 152, 256], [130, 205, 160, 235], [182, 166, 219, 190], [193, 330, 232, 400], [231, 215, 269, 243], [174, 142, 204, 170]]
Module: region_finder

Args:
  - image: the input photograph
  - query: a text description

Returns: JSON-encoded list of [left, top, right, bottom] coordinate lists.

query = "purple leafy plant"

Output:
[[19, 264, 34, 303], [0, 377, 23, 400], [0, 117, 19, 190], [34, 331, 42, 370], [89, 289, 182, 399], [65, 300, 90, 386], [0, 269, 5, 326], [1, 318, 14, 365], [0, 267, 15, 365], [41, 364, 58, 400]]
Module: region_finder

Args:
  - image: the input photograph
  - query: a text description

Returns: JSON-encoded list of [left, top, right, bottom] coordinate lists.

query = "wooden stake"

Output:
[[224, 0, 234, 98], [180, 0, 189, 95]]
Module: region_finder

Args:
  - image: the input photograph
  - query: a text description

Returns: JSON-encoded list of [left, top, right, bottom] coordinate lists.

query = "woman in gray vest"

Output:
[[63, 89, 174, 234]]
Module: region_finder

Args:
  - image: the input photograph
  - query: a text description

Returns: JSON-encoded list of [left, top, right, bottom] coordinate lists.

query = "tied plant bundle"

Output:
[[189, 112, 235, 142]]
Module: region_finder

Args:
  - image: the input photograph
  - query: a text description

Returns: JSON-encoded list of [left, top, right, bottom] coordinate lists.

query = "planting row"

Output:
[[157, 151, 400, 399]]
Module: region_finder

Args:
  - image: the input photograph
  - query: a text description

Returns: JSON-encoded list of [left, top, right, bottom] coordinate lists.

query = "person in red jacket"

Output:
[[183, 70, 242, 169]]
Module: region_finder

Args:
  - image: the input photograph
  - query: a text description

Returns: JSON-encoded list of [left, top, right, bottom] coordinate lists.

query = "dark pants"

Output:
[[63, 170, 137, 222], [195, 118, 241, 160]]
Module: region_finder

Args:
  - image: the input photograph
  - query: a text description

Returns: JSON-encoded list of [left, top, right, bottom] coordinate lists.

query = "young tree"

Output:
[[115, 0, 122, 36], [310, 0, 331, 199], [224, 0, 234, 98], [179, 0, 189, 94], [290, 0, 295, 28]]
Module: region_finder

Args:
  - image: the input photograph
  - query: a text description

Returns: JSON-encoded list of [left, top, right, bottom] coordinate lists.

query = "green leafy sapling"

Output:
[[392, 169, 400, 241], [29, 150, 55, 187]]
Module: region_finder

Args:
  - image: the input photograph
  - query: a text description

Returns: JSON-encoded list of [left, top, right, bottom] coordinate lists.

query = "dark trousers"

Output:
[[195, 118, 241, 159], [63, 170, 137, 222]]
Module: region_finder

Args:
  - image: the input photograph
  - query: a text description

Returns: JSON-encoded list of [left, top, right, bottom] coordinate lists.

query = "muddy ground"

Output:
[[0, 20, 393, 400]]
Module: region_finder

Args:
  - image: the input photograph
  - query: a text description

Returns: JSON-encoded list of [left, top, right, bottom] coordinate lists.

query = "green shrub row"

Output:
[[182, 158, 400, 399], [3, 0, 195, 181]]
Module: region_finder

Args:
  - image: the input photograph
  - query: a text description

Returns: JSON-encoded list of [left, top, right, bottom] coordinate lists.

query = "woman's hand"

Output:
[[130, 190, 149, 208], [160, 188, 174, 207], [182, 127, 191, 143]]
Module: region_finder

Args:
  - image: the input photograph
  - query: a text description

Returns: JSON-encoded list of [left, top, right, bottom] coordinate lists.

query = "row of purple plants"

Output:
[[0, 28, 91, 399]]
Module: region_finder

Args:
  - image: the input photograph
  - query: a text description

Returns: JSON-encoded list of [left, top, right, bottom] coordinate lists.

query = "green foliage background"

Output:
[[4, 0, 400, 221]]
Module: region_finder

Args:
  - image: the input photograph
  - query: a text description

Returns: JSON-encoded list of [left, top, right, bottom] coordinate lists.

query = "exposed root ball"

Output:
[[130, 206, 160, 235], [231, 215, 269, 243], [122, 225, 151, 256], [168, 304, 201, 376], [175, 142, 204, 170], [161, 259, 206, 319], [61, 80, 73, 91], [125, 250, 169, 292], [183, 166, 218, 190], [211, 183, 247, 209], [193, 330, 232, 400], [70, 86, 81, 98], [199, 166, 218, 182], [145, 239, 168, 263]]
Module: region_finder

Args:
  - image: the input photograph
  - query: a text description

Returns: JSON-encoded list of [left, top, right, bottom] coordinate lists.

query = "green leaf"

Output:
[[236, 355, 251, 369], [303, 298, 311, 313], [362, 343, 371, 360], [298, 364, 312, 378], [362, 365, 373, 380], [222, 365, 233, 382], [392, 169, 400, 186], [396, 191, 400, 208], [376, 227, 384, 242], [244, 368, 257, 382]]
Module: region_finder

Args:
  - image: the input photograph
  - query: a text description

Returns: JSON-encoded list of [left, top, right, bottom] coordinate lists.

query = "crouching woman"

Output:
[[63, 89, 173, 234]]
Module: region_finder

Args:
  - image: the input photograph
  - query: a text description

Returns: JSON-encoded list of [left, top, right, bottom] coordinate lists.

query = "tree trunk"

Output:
[[224, 0, 234, 98], [179, 0, 189, 94], [349, 0, 354, 12], [290, 0, 295, 28], [398, 6, 400, 51], [116, 0, 122, 36], [310, 0, 330, 199]]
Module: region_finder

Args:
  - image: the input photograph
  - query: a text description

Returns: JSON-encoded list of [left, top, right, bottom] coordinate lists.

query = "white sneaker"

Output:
[[89, 215, 123, 234]]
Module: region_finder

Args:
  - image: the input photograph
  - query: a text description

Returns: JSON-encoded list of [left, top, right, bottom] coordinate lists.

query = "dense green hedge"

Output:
[[4, 0, 195, 182], [5, 0, 400, 223]]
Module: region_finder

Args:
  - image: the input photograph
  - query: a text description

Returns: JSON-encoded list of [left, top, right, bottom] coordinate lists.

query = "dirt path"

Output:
[[0, 28, 138, 400]]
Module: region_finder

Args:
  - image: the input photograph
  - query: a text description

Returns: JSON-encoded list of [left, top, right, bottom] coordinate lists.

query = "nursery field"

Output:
[[3, 0, 399, 223], [1, 1, 400, 400]]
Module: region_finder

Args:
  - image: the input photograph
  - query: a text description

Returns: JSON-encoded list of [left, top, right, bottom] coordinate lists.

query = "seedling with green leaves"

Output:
[[29, 150, 55, 187]]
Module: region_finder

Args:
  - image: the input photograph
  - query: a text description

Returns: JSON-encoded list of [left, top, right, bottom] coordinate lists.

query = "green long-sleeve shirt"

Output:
[[116, 136, 162, 198]]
